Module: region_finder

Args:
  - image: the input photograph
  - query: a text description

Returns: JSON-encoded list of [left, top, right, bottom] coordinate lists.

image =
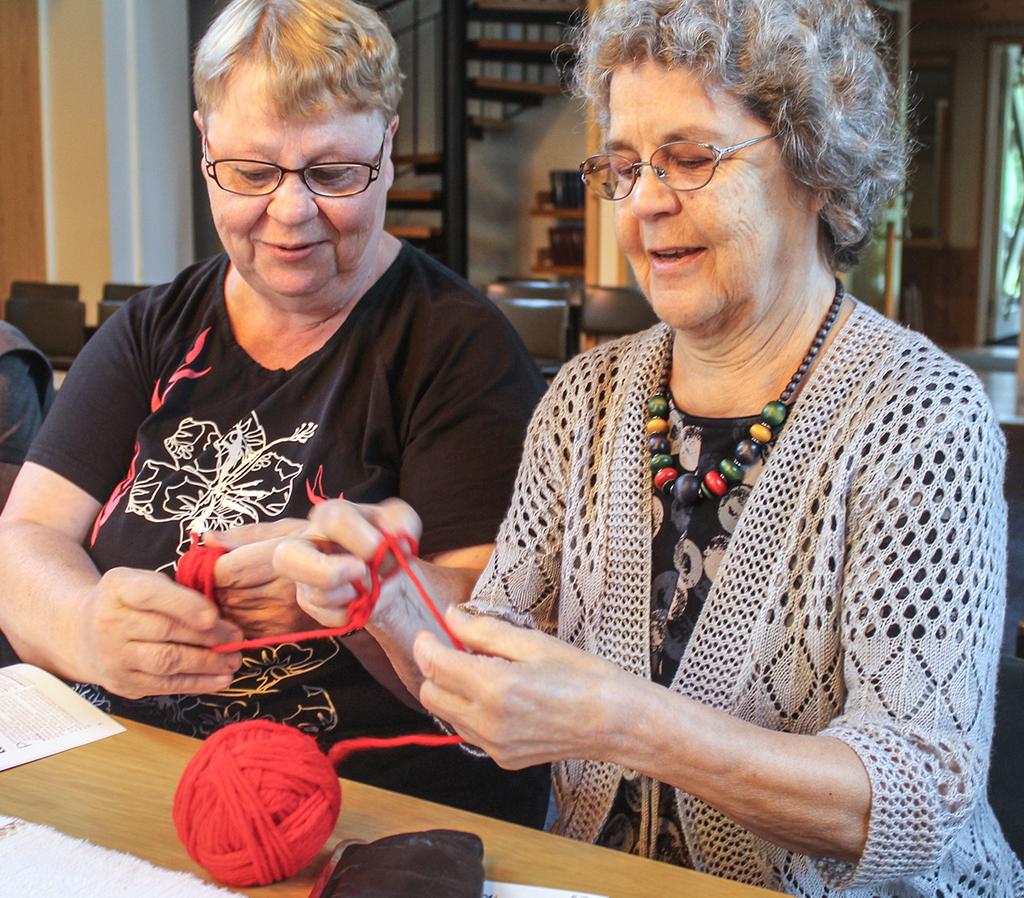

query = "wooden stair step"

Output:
[[387, 188, 443, 209], [386, 225, 443, 241], [470, 1, 582, 25], [392, 152, 443, 175], [468, 76, 565, 105], [469, 115, 514, 138], [466, 38, 567, 64]]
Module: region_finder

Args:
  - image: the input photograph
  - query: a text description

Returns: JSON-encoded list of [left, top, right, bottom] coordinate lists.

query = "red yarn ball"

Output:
[[173, 720, 341, 887]]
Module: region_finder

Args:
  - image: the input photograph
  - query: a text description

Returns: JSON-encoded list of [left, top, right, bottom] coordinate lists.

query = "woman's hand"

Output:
[[204, 518, 317, 637], [272, 499, 423, 629], [77, 567, 242, 699], [413, 607, 628, 769]]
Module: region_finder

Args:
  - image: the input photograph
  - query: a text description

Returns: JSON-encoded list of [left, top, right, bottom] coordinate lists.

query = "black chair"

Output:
[[990, 653, 1024, 857], [9, 280, 79, 301], [4, 296, 85, 369], [491, 295, 568, 378], [580, 285, 659, 340], [487, 279, 572, 302], [102, 282, 149, 301], [98, 300, 127, 327]]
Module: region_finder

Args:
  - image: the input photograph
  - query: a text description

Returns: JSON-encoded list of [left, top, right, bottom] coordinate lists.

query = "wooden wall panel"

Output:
[[913, 0, 1024, 27], [902, 245, 981, 347], [0, 0, 46, 298]]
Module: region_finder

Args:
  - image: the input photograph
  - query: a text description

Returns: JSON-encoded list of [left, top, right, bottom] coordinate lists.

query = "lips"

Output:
[[268, 240, 322, 251], [648, 246, 704, 261]]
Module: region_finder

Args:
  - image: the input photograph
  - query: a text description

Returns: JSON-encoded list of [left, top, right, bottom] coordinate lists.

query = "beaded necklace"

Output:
[[646, 280, 844, 505]]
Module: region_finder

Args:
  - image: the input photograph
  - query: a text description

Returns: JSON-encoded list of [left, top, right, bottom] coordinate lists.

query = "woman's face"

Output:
[[607, 62, 821, 334], [197, 68, 395, 311]]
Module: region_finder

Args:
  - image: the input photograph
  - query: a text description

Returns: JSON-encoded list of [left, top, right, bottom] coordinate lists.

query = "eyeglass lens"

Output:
[[213, 160, 374, 197], [581, 141, 718, 200]]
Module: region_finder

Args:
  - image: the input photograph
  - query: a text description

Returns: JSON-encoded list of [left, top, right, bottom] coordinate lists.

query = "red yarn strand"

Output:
[[327, 733, 465, 767], [175, 530, 465, 653]]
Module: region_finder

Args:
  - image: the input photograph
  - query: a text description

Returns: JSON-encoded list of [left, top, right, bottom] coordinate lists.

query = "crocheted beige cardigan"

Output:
[[468, 303, 1024, 896]]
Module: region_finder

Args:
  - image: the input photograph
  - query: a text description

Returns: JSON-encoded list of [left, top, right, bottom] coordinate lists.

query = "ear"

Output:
[[382, 115, 399, 191], [193, 111, 210, 178]]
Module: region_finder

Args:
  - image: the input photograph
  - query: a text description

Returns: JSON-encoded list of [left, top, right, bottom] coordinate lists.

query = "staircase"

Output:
[[375, 0, 582, 276]]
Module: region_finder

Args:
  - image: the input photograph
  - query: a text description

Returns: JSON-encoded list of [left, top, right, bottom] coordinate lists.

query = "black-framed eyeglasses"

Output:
[[202, 133, 387, 198], [579, 134, 773, 201]]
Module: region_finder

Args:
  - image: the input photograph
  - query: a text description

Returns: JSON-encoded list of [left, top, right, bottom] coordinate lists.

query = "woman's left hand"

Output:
[[413, 606, 630, 769], [205, 519, 321, 638]]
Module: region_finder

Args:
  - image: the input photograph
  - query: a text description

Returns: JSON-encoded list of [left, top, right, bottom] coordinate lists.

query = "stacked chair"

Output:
[[98, 282, 150, 327], [579, 285, 659, 350], [3, 281, 85, 370], [486, 279, 574, 379]]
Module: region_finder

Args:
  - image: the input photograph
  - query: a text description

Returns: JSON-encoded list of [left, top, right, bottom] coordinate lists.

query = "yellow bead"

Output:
[[646, 418, 670, 435], [750, 422, 773, 443]]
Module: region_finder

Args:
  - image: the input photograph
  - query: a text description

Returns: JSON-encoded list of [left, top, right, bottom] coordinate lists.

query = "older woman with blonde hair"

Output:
[[0, 0, 550, 826], [275, 0, 1024, 893]]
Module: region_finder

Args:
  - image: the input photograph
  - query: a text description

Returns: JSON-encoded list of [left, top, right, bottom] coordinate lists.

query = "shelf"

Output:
[[532, 264, 584, 277], [530, 207, 584, 219]]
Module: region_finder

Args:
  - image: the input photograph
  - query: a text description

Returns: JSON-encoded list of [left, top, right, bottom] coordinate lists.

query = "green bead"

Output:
[[698, 481, 715, 500], [647, 395, 669, 418], [719, 458, 743, 483], [650, 453, 674, 472], [761, 400, 787, 427]]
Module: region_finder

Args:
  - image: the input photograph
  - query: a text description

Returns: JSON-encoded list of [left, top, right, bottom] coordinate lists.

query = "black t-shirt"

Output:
[[28, 243, 550, 824]]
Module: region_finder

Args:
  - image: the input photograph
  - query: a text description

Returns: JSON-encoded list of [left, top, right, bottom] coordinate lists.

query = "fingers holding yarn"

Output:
[[201, 517, 309, 551], [307, 498, 421, 562], [274, 535, 370, 628], [76, 567, 244, 697]]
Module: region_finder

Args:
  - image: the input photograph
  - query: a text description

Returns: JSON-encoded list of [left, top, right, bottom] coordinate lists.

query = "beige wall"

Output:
[[40, 0, 112, 315]]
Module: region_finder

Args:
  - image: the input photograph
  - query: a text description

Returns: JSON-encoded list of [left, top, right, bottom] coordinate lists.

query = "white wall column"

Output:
[[103, 0, 193, 287]]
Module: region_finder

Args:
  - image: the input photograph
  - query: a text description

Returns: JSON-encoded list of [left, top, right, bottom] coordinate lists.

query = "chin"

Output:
[[648, 287, 728, 335]]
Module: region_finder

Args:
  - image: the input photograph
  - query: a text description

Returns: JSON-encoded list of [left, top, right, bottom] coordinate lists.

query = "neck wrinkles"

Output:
[[668, 267, 837, 417]]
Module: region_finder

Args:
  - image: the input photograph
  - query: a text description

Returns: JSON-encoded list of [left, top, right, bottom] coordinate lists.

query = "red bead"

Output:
[[654, 467, 679, 491], [703, 470, 728, 497]]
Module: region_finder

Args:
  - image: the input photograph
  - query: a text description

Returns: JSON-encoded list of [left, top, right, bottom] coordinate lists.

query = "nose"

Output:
[[265, 171, 319, 224], [628, 165, 679, 220]]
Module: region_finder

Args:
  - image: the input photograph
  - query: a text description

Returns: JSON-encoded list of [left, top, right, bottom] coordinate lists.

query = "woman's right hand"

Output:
[[76, 567, 243, 699], [272, 499, 423, 629]]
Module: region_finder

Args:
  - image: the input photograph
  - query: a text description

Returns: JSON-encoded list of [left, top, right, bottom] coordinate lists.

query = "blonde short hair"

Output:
[[193, 0, 402, 123]]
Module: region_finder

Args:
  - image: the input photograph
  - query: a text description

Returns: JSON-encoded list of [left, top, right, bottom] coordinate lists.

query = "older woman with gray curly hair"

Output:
[[275, 0, 1024, 893]]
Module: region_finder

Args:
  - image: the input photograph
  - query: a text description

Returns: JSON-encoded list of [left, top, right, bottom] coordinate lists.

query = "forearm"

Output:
[[603, 674, 870, 862], [0, 519, 98, 680]]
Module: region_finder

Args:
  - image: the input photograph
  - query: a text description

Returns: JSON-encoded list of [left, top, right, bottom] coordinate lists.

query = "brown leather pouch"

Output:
[[309, 829, 485, 898]]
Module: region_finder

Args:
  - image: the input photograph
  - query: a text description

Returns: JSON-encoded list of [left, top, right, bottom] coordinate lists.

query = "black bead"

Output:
[[648, 434, 671, 455], [673, 472, 701, 506], [735, 438, 762, 466]]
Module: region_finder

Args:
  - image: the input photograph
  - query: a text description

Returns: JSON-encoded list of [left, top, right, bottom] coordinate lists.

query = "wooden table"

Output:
[[0, 718, 776, 897]]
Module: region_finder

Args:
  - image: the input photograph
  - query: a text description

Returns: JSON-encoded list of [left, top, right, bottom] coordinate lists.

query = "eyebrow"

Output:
[[604, 128, 725, 154]]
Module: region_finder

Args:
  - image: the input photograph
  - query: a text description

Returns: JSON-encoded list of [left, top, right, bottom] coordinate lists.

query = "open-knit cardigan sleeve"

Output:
[[468, 303, 1024, 897]]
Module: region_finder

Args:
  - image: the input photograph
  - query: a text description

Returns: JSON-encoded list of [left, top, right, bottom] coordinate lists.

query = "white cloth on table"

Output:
[[0, 815, 241, 897]]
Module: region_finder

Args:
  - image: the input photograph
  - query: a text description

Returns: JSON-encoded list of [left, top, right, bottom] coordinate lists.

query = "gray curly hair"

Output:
[[570, 0, 908, 270]]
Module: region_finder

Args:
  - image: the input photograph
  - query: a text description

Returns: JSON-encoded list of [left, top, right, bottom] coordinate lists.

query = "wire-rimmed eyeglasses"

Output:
[[579, 134, 773, 201], [202, 133, 387, 198]]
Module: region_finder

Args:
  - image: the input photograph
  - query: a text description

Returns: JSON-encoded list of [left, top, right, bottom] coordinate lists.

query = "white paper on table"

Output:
[[0, 663, 124, 771], [484, 882, 609, 898]]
